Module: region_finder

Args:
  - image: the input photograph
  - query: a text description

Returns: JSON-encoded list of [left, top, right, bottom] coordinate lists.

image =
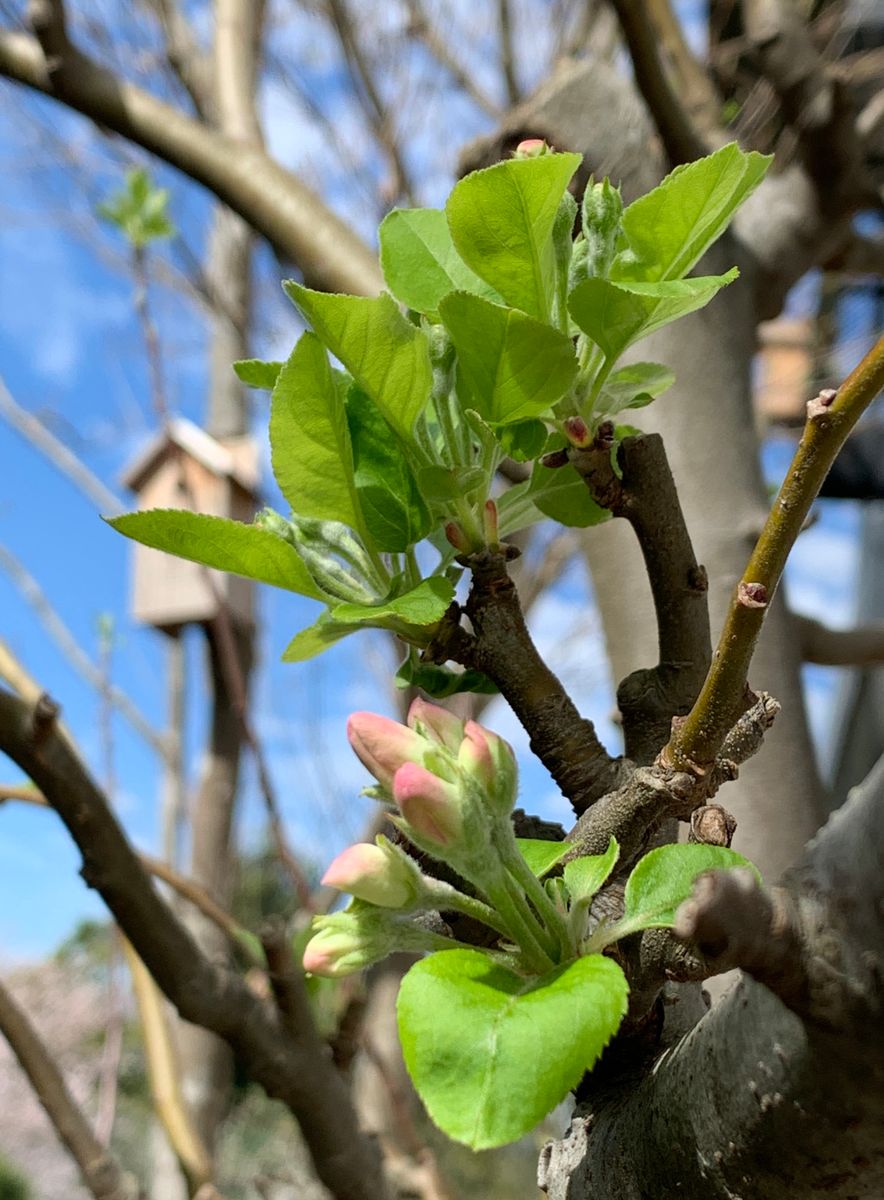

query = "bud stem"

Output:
[[499, 840, 573, 962], [423, 878, 512, 940], [483, 877, 557, 974]]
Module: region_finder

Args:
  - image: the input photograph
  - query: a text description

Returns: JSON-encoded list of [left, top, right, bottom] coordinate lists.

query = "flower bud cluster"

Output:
[[302, 699, 523, 977]]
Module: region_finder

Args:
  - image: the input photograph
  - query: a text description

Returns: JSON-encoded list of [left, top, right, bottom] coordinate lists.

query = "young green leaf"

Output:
[[599, 362, 675, 415], [398, 949, 628, 1149], [394, 657, 498, 698], [440, 292, 578, 425], [446, 153, 582, 321], [563, 837, 620, 904], [615, 142, 771, 283], [331, 576, 455, 629], [622, 843, 757, 932], [284, 284, 432, 439], [569, 271, 738, 362], [516, 839, 573, 878], [379, 208, 499, 316], [494, 419, 549, 463], [282, 612, 357, 662], [233, 359, 284, 390], [614, 141, 767, 284], [417, 465, 487, 503], [106, 511, 327, 600], [347, 386, 431, 551], [528, 459, 611, 528], [270, 333, 364, 534]]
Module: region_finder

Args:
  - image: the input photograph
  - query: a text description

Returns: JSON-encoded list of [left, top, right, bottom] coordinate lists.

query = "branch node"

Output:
[[737, 581, 769, 609], [807, 387, 838, 420], [31, 692, 60, 744], [689, 804, 737, 847]]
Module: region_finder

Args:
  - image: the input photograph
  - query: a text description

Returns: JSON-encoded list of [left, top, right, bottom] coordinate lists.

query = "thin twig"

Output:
[[94, 929, 124, 1147], [496, 0, 520, 106], [0, 973, 139, 1200], [403, 1, 501, 117], [666, 337, 884, 772], [0, 374, 123, 514]]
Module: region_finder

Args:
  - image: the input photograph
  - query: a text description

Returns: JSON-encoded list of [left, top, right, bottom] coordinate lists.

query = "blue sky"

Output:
[[0, 3, 875, 959]]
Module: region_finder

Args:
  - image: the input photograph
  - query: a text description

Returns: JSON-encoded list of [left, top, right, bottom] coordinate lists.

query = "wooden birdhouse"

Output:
[[121, 418, 261, 633], [755, 317, 814, 424]]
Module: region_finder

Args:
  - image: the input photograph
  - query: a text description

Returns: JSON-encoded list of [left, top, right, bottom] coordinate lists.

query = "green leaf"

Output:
[[494, 419, 549, 462], [516, 839, 573, 878], [347, 386, 432, 551], [563, 838, 620, 903], [417, 465, 486, 503], [496, 479, 547, 537], [616, 142, 771, 282], [106, 511, 326, 600], [622, 844, 758, 932], [569, 271, 738, 362], [398, 949, 628, 1149], [282, 612, 357, 662], [528, 459, 611, 528], [440, 292, 578, 425], [270, 333, 364, 533], [395, 661, 498, 698], [379, 208, 499, 315], [600, 362, 675, 415], [446, 153, 582, 321], [332, 576, 454, 629], [234, 359, 284, 390], [284, 284, 432, 439]]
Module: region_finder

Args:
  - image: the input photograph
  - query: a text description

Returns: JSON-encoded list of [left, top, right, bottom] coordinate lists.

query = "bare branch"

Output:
[[0, 543, 168, 757], [122, 938, 216, 1192], [666, 341, 884, 773], [403, 1, 501, 118], [0, 373, 123, 514], [795, 613, 884, 666], [607, 0, 707, 164], [570, 431, 711, 763], [0, 685, 391, 1200], [427, 551, 625, 813], [496, 0, 520, 106], [0, 973, 139, 1200], [326, 0, 415, 203], [0, 28, 383, 293], [149, 0, 214, 118]]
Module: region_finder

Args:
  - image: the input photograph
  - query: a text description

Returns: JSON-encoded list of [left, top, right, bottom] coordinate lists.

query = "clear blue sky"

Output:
[[0, 5, 871, 959]]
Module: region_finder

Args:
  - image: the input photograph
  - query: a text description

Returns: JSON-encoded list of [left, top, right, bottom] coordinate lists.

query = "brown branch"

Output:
[[428, 551, 625, 815], [0, 973, 139, 1200], [570, 431, 712, 764], [403, 1, 501, 118], [149, 0, 214, 118], [607, 0, 707, 165], [496, 0, 520, 106], [0, 686, 390, 1200], [666, 340, 884, 774], [94, 932, 124, 1147], [326, 0, 414, 204], [743, 0, 877, 214], [0, 27, 383, 293], [795, 613, 884, 666], [673, 868, 808, 1012]]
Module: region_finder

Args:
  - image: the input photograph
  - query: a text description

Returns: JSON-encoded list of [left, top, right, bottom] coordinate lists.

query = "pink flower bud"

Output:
[[347, 711, 426, 788], [458, 720, 517, 812], [407, 697, 464, 752], [321, 842, 417, 909], [514, 138, 548, 158], [393, 761, 463, 847], [302, 925, 371, 977]]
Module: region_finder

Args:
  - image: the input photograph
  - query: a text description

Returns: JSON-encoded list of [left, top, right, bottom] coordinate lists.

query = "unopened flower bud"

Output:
[[540, 447, 570, 470], [582, 177, 623, 279], [407, 697, 464, 752], [393, 761, 463, 848], [321, 838, 422, 909], [347, 711, 426, 789], [457, 720, 518, 814], [483, 499, 499, 547], [514, 138, 548, 158], [564, 416, 592, 448], [302, 901, 399, 977]]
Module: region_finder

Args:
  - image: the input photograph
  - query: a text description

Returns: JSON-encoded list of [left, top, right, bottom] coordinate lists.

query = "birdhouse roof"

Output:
[[120, 417, 260, 494]]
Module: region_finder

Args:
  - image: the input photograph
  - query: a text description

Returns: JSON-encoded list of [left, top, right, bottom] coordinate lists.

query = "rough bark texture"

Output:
[[540, 752, 884, 1199]]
